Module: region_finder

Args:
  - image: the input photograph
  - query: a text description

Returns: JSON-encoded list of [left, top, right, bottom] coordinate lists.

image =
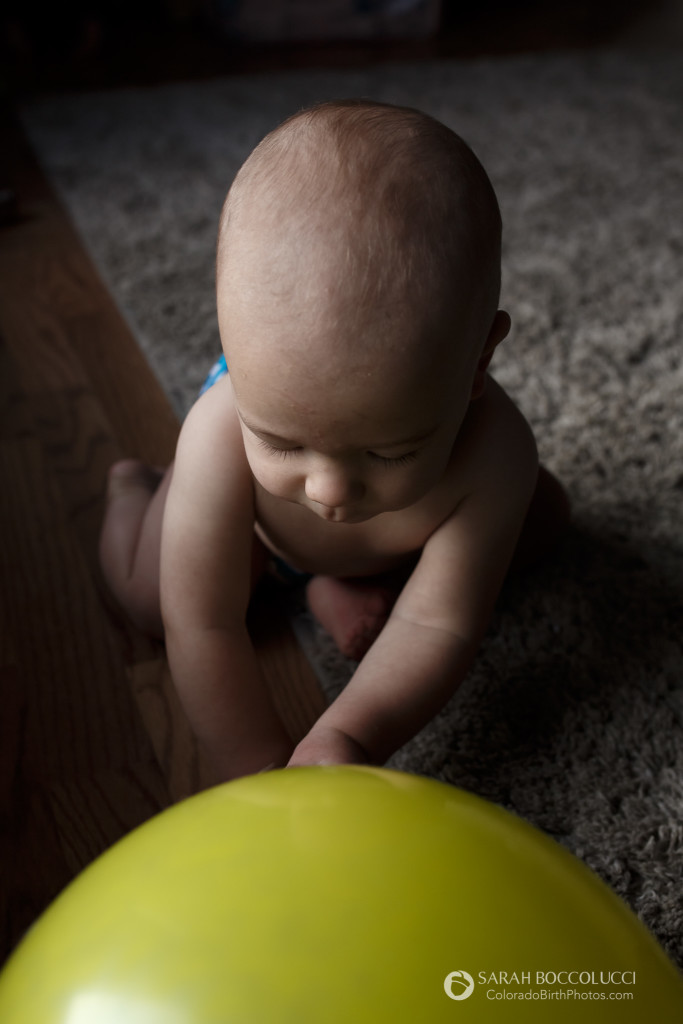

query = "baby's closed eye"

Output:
[[256, 439, 303, 459], [257, 437, 418, 469], [367, 451, 418, 468]]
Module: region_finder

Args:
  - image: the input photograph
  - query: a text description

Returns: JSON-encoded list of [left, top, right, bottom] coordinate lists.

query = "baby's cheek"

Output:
[[257, 463, 301, 501], [244, 453, 275, 492], [397, 464, 441, 505], [375, 475, 421, 511]]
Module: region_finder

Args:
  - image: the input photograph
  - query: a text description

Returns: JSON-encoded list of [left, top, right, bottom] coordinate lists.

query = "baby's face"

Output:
[[223, 310, 475, 525], [217, 189, 483, 523]]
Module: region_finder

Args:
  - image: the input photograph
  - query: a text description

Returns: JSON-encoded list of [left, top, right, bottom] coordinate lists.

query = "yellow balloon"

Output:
[[1, 767, 681, 1022]]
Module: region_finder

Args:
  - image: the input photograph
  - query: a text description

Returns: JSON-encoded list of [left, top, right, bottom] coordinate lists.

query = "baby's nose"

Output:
[[304, 461, 365, 509]]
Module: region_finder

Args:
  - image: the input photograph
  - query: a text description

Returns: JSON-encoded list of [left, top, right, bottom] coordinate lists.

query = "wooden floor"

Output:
[[0, 109, 325, 963]]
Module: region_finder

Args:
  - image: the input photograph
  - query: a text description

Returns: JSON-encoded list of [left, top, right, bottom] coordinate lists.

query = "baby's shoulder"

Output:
[[180, 375, 244, 452], [174, 377, 252, 501], [454, 376, 538, 490]]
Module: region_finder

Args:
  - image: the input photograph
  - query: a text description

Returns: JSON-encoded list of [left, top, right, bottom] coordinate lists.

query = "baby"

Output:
[[99, 100, 569, 782]]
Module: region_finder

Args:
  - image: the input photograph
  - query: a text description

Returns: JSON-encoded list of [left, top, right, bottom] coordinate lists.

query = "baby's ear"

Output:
[[470, 310, 511, 400]]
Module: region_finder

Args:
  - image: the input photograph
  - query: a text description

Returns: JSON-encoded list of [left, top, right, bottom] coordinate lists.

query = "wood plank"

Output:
[[1, 116, 325, 747], [0, 440, 152, 779], [47, 763, 171, 876], [0, 106, 179, 465], [1, 778, 72, 963], [0, 109, 327, 964], [67, 309, 179, 465]]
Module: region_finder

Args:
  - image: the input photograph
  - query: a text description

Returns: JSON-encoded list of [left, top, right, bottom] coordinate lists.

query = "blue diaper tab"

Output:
[[200, 353, 228, 395]]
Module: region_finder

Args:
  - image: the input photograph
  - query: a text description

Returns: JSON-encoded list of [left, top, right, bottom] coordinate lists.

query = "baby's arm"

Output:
[[161, 391, 292, 781], [289, 403, 539, 768]]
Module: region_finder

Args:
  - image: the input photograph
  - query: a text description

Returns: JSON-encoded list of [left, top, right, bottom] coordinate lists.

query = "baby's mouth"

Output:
[[307, 499, 360, 524], [319, 507, 354, 523], [313, 505, 369, 525]]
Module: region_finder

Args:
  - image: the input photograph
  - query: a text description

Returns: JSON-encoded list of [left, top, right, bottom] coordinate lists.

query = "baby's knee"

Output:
[[118, 573, 164, 639], [100, 527, 163, 637]]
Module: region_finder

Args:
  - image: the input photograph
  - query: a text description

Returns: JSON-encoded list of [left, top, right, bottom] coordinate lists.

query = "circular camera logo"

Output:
[[444, 970, 475, 1001]]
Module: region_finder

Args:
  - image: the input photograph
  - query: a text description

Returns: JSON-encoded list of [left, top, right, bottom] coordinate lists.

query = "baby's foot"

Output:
[[306, 575, 399, 661]]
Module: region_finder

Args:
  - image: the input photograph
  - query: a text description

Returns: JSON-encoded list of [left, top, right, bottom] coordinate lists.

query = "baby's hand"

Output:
[[287, 726, 369, 768]]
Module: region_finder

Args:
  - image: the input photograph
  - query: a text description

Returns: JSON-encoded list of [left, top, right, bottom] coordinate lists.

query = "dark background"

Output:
[[1, 0, 665, 97]]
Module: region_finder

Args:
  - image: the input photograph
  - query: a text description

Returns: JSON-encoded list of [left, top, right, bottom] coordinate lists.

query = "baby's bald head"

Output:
[[216, 100, 502, 380]]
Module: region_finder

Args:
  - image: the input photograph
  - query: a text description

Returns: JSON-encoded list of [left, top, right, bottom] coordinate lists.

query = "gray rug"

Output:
[[21, 50, 683, 965]]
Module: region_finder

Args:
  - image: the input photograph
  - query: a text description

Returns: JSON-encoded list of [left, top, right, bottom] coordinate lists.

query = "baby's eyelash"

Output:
[[257, 439, 301, 459], [257, 437, 417, 467], [369, 451, 418, 467]]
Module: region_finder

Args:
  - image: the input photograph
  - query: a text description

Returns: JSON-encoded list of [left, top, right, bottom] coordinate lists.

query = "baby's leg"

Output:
[[100, 460, 269, 638], [100, 459, 271, 638], [99, 460, 174, 638]]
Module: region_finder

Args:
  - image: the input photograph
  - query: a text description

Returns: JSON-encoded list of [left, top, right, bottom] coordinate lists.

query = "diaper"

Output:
[[200, 353, 228, 395]]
